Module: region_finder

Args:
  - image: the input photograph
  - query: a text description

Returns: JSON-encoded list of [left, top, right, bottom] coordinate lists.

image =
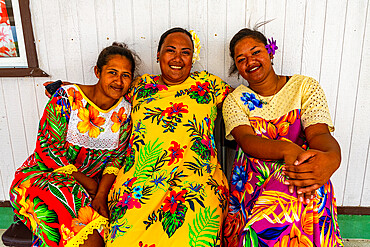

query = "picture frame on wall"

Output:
[[0, 0, 48, 77]]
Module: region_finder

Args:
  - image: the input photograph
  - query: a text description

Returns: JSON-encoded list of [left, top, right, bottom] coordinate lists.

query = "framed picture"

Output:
[[0, 0, 48, 77]]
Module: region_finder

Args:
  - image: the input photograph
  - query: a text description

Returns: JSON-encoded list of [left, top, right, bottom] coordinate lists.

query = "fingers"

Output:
[[297, 184, 321, 194], [283, 170, 314, 180], [295, 150, 316, 165], [43, 81, 53, 86]]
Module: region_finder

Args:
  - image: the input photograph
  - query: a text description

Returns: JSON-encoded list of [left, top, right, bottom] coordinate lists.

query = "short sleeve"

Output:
[[212, 74, 231, 105], [127, 76, 142, 103], [301, 78, 334, 131], [222, 91, 251, 140]]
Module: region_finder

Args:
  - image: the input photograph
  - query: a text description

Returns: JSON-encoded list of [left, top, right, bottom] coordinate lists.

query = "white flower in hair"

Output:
[[189, 30, 201, 64]]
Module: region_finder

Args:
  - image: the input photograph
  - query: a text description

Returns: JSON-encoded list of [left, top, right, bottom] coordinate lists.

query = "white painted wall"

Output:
[[0, 0, 369, 206]]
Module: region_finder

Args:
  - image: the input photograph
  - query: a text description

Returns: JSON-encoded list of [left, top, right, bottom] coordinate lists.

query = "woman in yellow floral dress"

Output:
[[9, 43, 138, 247], [106, 28, 231, 246]]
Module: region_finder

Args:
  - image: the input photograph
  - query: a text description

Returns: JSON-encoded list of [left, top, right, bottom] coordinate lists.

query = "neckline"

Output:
[[253, 75, 291, 98], [75, 85, 123, 113]]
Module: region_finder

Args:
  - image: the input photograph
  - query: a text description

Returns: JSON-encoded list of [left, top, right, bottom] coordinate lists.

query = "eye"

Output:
[[252, 50, 260, 55], [166, 48, 175, 53], [182, 51, 191, 55], [109, 71, 117, 75], [122, 74, 131, 78], [237, 58, 245, 63]]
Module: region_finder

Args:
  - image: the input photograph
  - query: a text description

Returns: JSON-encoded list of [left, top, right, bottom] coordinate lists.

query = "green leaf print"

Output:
[[188, 206, 220, 247], [48, 183, 77, 218], [244, 226, 259, 247], [72, 184, 82, 215], [162, 203, 188, 238], [256, 162, 270, 186], [134, 139, 163, 184], [33, 197, 61, 244]]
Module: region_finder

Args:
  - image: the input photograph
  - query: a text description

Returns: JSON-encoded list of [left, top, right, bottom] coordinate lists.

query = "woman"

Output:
[[9, 43, 137, 247], [106, 27, 231, 246], [222, 28, 343, 246]]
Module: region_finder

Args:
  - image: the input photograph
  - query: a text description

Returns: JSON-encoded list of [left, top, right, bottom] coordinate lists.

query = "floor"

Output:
[[1, 230, 369, 247]]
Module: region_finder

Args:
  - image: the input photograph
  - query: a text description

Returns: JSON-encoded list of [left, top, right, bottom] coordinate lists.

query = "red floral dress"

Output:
[[9, 85, 131, 247]]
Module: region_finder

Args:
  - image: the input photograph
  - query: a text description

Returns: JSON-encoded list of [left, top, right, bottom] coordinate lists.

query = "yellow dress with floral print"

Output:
[[107, 71, 231, 246]]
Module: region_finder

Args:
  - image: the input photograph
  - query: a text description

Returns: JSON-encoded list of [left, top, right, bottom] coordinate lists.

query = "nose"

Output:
[[172, 51, 182, 62]]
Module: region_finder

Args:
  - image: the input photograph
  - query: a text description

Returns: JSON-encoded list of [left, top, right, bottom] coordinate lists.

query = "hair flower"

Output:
[[265, 37, 278, 55], [189, 30, 201, 64]]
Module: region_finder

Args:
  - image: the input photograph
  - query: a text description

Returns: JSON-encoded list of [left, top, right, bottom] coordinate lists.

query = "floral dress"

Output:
[[222, 75, 343, 247], [9, 85, 131, 247], [107, 71, 231, 246]]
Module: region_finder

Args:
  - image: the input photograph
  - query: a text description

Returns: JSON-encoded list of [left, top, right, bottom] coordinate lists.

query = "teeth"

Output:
[[170, 65, 182, 69], [249, 67, 259, 72]]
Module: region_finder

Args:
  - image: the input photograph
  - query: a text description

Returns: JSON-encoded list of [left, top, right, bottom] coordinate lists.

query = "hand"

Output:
[[283, 149, 340, 194], [43, 81, 71, 98], [282, 142, 305, 166], [84, 178, 99, 199], [71, 171, 99, 198], [91, 194, 109, 218]]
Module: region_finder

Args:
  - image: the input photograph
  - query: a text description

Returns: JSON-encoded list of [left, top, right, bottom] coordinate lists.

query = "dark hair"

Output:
[[229, 28, 268, 76], [96, 42, 140, 76], [157, 27, 194, 53]]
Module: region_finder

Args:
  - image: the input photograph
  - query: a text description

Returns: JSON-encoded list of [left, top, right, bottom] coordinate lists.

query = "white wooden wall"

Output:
[[0, 0, 369, 207]]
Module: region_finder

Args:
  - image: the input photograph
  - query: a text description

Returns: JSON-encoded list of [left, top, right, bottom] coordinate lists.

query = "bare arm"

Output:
[[91, 174, 116, 218], [231, 124, 305, 165], [283, 123, 341, 193], [71, 171, 99, 198]]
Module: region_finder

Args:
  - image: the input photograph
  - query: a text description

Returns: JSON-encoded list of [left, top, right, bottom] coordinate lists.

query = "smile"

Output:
[[170, 65, 182, 69], [248, 66, 260, 73]]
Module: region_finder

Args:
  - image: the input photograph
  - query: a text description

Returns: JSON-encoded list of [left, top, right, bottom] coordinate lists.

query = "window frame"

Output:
[[0, 0, 48, 77]]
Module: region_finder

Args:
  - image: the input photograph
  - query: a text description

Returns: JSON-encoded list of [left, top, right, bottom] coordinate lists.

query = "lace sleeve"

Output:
[[222, 92, 250, 140], [301, 78, 334, 131]]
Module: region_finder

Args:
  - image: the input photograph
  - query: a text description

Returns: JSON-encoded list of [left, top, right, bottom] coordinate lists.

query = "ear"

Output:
[[94, 66, 100, 79], [156, 52, 160, 62]]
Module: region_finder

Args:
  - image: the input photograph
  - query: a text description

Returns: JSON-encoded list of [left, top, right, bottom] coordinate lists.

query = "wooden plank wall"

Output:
[[0, 0, 369, 207]]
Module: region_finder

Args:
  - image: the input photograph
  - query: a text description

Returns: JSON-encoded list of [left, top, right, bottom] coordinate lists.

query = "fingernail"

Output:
[[311, 195, 314, 199], [306, 199, 310, 204], [299, 197, 303, 202], [284, 181, 290, 185], [282, 172, 285, 176], [297, 191, 302, 194], [294, 160, 299, 165], [282, 167, 286, 171]]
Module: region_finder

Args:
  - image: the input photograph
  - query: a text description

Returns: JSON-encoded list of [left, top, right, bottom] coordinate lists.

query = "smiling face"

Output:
[[157, 32, 193, 85], [95, 54, 132, 104], [234, 37, 274, 85]]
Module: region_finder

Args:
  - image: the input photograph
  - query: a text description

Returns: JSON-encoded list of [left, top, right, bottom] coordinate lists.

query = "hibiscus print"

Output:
[[111, 107, 127, 133], [67, 87, 83, 110], [188, 81, 212, 104], [162, 190, 187, 214], [168, 141, 187, 166], [240, 92, 263, 111], [117, 193, 141, 209], [232, 165, 253, 193], [144, 102, 188, 133], [77, 106, 105, 138]]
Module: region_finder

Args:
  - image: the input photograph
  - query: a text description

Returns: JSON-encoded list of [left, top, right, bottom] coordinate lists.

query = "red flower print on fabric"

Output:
[[162, 190, 187, 214]]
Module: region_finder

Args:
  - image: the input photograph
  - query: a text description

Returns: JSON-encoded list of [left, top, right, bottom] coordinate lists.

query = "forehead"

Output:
[[235, 37, 265, 51], [162, 32, 193, 48], [105, 55, 132, 71]]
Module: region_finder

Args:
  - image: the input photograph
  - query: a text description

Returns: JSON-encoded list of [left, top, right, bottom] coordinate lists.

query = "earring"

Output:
[[156, 57, 159, 63], [271, 59, 274, 66]]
